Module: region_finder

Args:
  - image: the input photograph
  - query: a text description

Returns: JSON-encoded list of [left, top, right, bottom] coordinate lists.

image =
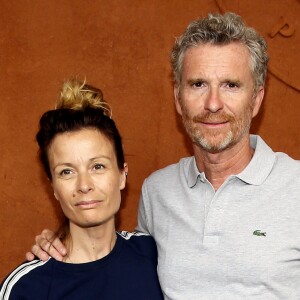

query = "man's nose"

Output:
[[204, 87, 224, 113]]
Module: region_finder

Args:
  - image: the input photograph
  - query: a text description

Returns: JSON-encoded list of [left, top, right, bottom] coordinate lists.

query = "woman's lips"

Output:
[[75, 200, 103, 209]]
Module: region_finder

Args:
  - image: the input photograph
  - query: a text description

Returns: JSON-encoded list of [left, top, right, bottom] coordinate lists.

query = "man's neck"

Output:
[[193, 135, 254, 191]]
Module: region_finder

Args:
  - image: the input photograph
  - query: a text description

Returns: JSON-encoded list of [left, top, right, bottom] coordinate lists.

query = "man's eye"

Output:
[[227, 82, 239, 88], [192, 81, 204, 88]]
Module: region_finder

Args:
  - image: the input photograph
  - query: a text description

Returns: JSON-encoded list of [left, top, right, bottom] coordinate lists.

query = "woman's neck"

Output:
[[64, 219, 117, 264]]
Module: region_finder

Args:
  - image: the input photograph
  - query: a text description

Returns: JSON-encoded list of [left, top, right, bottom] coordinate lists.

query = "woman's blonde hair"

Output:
[[56, 78, 112, 117]]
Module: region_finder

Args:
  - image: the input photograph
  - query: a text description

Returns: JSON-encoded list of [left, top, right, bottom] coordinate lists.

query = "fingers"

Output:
[[35, 230, 55, 254], [25, 251, 35, 261], [26, 229, 67, 262], [49, 236, 67, 258], [36, 229, 66, 261], [31, 243, 51, 261]]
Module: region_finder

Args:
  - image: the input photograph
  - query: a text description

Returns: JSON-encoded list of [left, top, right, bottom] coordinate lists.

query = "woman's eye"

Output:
[[94, 164, 105, 170], [60, 169, 72, 176]]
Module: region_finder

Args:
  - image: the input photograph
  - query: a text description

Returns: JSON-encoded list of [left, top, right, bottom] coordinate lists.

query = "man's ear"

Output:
[[252, 86, 264, 118], [174, 84, 183, 116]]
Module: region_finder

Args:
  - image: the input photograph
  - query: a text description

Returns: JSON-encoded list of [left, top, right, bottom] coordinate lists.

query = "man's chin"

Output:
[[193, 134, 233, 153], [199, 144, 229, 153]]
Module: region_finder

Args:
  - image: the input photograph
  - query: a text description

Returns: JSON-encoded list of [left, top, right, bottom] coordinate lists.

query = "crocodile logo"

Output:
[[253, 230, 266, 237]]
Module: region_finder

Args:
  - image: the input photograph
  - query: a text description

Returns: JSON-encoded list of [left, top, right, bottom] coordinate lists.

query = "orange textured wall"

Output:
[[0, 0, 299, 281]]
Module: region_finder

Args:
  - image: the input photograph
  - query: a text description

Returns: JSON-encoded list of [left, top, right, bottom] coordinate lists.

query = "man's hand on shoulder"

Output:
[[25, 229, 67, 262]]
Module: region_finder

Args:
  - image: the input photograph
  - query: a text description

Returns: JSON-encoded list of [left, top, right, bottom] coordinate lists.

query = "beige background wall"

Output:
[[0, 0, 299, 281]]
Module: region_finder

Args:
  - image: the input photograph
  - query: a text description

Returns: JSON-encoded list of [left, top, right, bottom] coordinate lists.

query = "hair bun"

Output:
[[56, 78, 111, 117]]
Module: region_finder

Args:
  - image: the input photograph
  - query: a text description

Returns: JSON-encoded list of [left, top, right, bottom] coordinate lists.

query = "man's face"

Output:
[[174, 43, 264, 153]]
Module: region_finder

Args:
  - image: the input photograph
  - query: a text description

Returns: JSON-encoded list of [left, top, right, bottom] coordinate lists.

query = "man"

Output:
[[27, 13, 300, 299]]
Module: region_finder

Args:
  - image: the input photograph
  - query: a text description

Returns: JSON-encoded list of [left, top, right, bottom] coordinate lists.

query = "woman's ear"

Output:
[[51, 182, 59, 201], [48, 178, 59, 201], [120, 163, 128, 190], [53, 191, 59, 201]]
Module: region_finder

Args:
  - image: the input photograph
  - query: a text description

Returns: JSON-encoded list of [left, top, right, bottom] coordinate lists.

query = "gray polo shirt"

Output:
[[137, 135, 300, 300]]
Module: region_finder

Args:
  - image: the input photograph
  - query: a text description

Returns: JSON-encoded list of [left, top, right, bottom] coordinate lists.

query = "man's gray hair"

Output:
[[171, 12, 268, 92]]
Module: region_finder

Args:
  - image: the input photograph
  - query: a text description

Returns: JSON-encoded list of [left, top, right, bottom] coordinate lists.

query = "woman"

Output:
[[0, 79, 163, 299]]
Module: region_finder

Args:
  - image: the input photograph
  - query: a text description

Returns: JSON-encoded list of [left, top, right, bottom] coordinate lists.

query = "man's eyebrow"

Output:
[[221, 77, 241, 83], [186, 78, 205, 84]]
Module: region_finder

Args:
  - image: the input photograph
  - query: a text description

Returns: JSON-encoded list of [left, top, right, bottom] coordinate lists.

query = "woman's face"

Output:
[[47, 128, 127, 229]]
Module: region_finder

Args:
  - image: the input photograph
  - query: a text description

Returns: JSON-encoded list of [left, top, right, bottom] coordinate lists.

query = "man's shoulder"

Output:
[[252, 135, 300, 176], [274, 151, 300, 173], [254, 135, 299, 165], [146, 156, 194, 182], [275, 151, 300, 163]]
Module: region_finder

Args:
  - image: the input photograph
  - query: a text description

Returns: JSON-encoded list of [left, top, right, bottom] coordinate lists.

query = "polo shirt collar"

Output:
[[187, 156, 203, 188], [236, 135, 276, 185]]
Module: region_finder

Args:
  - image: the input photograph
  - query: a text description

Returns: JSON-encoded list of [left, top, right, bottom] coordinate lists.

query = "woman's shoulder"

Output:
[[117, 231, 157, 261], [0, 259, 53, 299]]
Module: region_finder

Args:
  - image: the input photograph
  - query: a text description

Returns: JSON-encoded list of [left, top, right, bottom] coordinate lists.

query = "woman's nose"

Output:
[[77, 173, 95, 193]]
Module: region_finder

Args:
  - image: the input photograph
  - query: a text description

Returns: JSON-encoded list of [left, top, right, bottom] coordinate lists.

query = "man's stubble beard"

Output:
[[180, 101, 254, 153]]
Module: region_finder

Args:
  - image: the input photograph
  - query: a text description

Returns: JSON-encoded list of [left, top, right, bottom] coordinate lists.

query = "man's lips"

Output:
[[200, 121, 228, 125], [197, 120, 229, 128]]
